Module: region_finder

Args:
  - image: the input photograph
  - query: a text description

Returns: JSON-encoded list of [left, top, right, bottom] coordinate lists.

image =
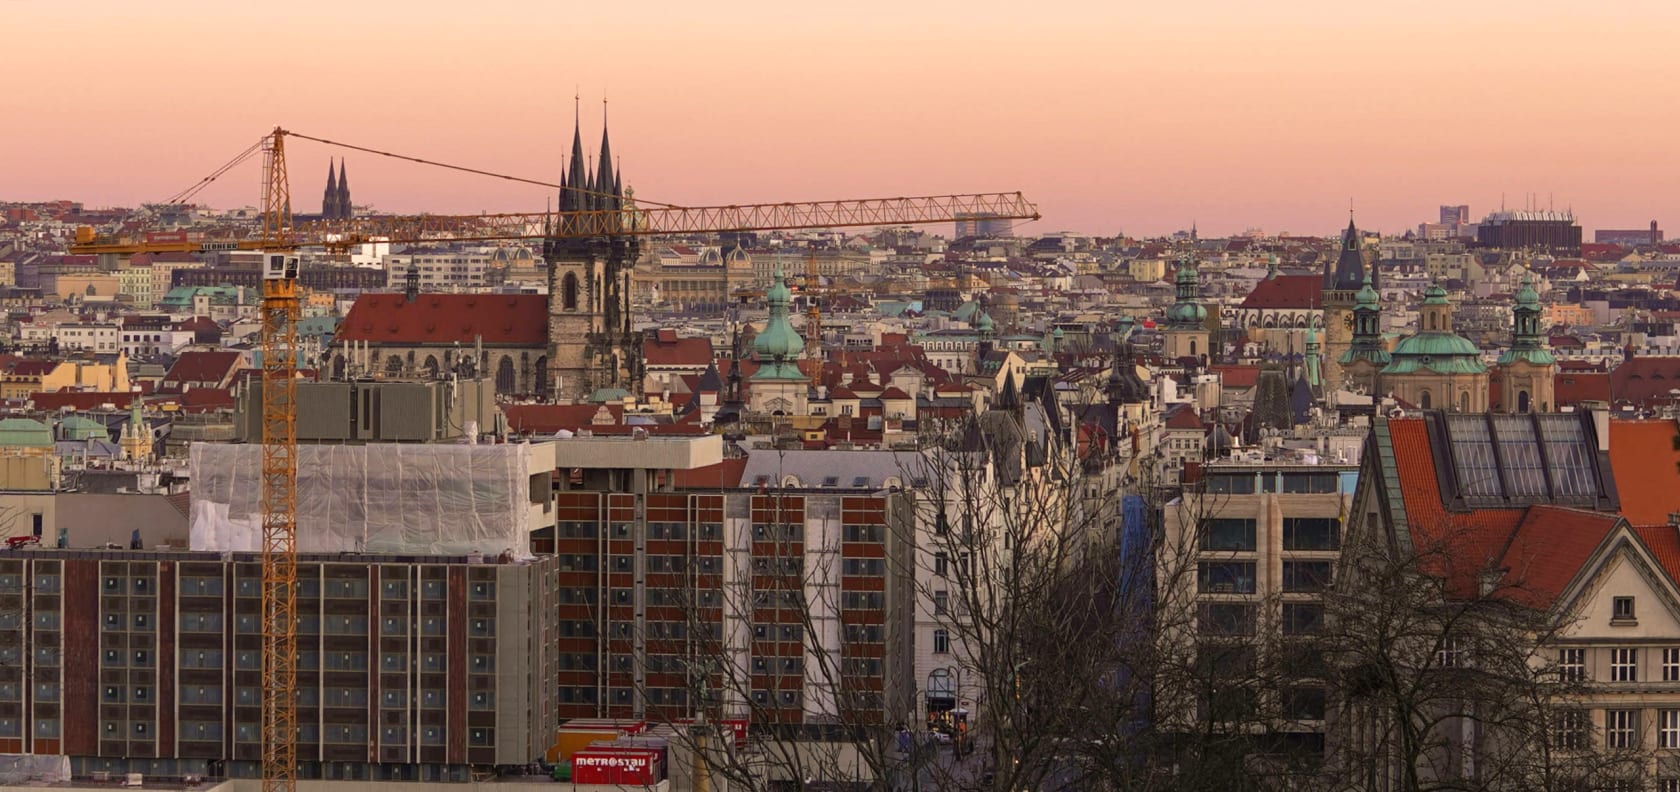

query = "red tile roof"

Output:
[[643, 332, 713, 368], [1209, 364, 1260, 389], [1635, 524, 1680, 584], [1610, 357, 1680, 407], [1554, 371, 1611, 407], [178, 387, 234, 412], [1496, 506, 1620, 609], [1238, 275, 1325, 310], [502, 404, 624, 434], [1607, 419, 1680, 527], [673, 458, 749, 490], [29, 391, 138, 411], [1164, 406, 1202, 430], [336, 294, 547, 346], [162, 350, 243, 389], [1386, 418, 1526, 598]]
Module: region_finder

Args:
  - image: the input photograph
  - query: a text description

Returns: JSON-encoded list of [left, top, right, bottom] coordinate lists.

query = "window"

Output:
[[1197, 603, 1256, 636], [1282, 603, 1323, 635], [1205, 474, 1255, 495], [1557, 648, 1585, 683], [934, 552, 948, 578], [1605, 709, 1639, 749], [1665, 648, 1680, 682], [1613, 596, 1636, 623], [1282, 518, 1340, 551], [1661, 709, 1680, 749], [1280, 473, 1339, 494], [1201, 519, 1257, 552], [933, 591, 949, 615], [933, 629, 949, 655], [1282, 561, 1333, 593], [1611, 648, 1638, 682], [1437, 638, 1465, 669], [1198, 562, 1256, 594], [1551, 709, 1589, 750], [1281, 686, 1326, 721]]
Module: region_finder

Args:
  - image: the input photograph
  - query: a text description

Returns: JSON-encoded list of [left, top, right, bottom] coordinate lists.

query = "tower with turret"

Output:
[[545, 104, 640, 402], [1321, 215, 1367, 393], [749, 267, 808, 416], [321, 159, 352, 220], [1496, 274, 1556, 412], [1162, 256, 1209, 361]]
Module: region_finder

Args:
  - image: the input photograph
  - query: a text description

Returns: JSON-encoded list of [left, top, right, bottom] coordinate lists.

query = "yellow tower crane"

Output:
[[73, 126, 1039, 792]]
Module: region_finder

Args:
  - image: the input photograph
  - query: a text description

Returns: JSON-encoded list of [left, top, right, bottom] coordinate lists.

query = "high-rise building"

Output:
[[1476, 210, 1581, 252], [0, 550, 557, 781], [1439, 205, 1470, 226]]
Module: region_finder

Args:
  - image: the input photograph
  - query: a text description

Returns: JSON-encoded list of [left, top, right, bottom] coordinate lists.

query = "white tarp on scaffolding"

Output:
[[189, 443, 531, 556]]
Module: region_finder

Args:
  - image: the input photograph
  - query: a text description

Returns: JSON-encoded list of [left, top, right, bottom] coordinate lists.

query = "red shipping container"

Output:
[[570, 748, 663, 786]]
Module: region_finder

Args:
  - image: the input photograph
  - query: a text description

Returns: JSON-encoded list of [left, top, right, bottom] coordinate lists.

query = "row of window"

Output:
[[1554, 708, 1680, 750], [1200, 518, 1341, 552], [1196, 561, 1333, 594], [1557, 646, 1680, 683]]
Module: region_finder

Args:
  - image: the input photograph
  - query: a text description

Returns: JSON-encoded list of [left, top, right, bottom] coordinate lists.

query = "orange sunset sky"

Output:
[[4, 0, 1677, 237]]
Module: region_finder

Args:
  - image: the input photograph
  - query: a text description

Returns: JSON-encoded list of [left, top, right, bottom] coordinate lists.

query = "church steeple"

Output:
[[336, 158, 350, 218], [1328, 214, 1366, 291], [322, 160, 339, 219], [595, 100, 617, 213]]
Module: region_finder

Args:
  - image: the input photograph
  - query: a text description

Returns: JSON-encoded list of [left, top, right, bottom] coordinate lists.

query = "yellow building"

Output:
[[0, 354, 130, 400]]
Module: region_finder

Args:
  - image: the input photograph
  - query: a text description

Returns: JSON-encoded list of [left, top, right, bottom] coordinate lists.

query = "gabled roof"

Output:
[[1164, 405, 1202, 431], [162, 350, 242, 388], [336, 293, 547, 346], [644, 330, 714, 368]]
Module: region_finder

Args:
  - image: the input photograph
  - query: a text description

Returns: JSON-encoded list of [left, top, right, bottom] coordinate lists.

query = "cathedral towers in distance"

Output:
[[544, 104, 641, 403], [321, 159, 352, 220]]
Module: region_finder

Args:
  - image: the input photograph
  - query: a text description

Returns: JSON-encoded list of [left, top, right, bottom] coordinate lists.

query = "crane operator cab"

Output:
[[264, 253, 300, 280]]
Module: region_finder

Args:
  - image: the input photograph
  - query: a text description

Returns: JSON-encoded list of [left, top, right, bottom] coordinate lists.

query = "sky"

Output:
[[3, 0, 1678, 238]]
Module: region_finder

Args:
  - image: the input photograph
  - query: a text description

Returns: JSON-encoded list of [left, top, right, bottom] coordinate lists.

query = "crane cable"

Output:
[[280, 130, 687, 209], [164, 137, 266, 206]]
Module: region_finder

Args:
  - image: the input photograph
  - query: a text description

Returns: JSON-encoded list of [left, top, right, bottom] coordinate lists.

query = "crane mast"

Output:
[[257, 129, 300, 792], [73, 127, 1039, 792]]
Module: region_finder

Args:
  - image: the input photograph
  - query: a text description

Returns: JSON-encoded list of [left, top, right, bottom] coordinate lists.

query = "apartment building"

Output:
[[1161, 459, 1358, 756], [545, 485, 916, 730], [0, 550, 557, 781]]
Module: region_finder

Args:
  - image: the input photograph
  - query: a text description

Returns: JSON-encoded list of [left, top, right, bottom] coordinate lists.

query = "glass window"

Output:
[[1283, 518, 1340, 551], [933, 591, 949, 615], [1198, 562, 1256, 594], [1206, 474, 1255, 495], [1551, 709, 1589, 750], [1491, 415, 1547, 498], [1282, 603, 1323, 635], [1665, 648, 1680, 682], [1537, 415, 1597, 498], [1611, 648, 1638, 682], [1605, 708, 1639, 749], [1661, 710, 1680, 750], [1447, 415, 1503, 499], [933, 629, 949, 654], [1282, 561, 1333, 593], [1558, 648, 1585, 683], [1197, 603, 1256, 636], [1281, 473, 1339, 494], [1282, 686, 1326, 721], [1201, 519, 1257, 552]]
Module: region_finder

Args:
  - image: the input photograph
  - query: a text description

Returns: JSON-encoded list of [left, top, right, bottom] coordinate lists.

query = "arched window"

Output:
[[385, 355, 404, 377], [533, 356, 548, 398], [1459, 391, 1470, 413], [422, 355, 439, 379], [1419, 390, 1432, 409], [495, 356, 516, 393], [562, 272, 579, 311], [1189, 339, 1198, 357], [331, 355, 346, 380], [1516, 390, 1531, 413], [1429, 313, 1437, 330]]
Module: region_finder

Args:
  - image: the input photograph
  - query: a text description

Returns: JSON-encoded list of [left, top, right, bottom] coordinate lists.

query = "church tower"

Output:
[[545, 104, 641, 403], [336, 158, 351, 219], [1379, 283, 1488, 412], [748, 267, 808, 416], [321, 160, 340, 219], [1162, 256, 1209, 362], [1338, 273, 1390, 395], [1496, 274, 1556, 413], [1322, 215, 1367, 393]]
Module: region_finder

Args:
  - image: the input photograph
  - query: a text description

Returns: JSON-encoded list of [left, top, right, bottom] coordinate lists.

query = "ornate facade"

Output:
[[1162, 257, 1209, 361], [1379, 284, 1489, 412], [1495, 275, 1556, 413]]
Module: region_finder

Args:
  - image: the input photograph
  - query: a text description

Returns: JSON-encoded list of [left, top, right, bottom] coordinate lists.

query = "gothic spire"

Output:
[[596, 98, 616, 212], [563, 99, 590, 214], [336, 158, 350, 218]]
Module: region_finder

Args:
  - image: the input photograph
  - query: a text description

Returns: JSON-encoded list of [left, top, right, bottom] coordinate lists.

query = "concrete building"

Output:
[[1160, 459, 1359, 756], [0, 549, 557, 781]]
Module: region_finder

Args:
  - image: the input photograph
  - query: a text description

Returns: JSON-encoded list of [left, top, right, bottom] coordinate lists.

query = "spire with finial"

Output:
[[561, 94, 590, 215], [322, 159, 338, 219], [336, 158, 350, 218], [596, 96, 616, 212]]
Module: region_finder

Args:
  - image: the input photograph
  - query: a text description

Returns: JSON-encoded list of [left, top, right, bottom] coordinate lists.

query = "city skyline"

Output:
[[5, 0, 1678, 236]]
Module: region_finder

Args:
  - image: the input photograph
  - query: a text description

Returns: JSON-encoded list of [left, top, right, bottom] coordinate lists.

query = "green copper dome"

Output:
[[1355, 278, 1379, 308], [1421, 283, 1450, 305], [976, 311, 994, 335], [752, 267, 806, 381]]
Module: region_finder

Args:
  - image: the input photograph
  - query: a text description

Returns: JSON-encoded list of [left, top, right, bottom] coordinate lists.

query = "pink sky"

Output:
[[5, 0, 1678, 237]]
